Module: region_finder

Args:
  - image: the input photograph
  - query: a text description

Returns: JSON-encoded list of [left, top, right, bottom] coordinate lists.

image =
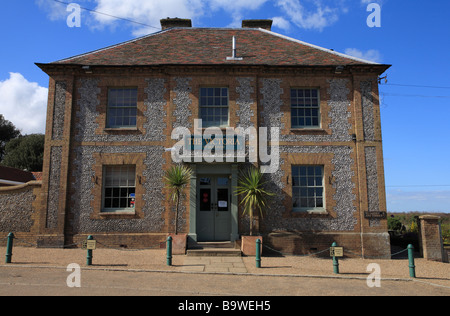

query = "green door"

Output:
[[197, 175, 231, 241]]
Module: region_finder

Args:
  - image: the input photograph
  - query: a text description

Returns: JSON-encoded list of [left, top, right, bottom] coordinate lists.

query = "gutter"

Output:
[[0, 179, 26, 186]]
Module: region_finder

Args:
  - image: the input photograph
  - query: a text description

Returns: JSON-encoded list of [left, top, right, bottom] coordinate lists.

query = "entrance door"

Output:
[[197, 176, 231, 241]]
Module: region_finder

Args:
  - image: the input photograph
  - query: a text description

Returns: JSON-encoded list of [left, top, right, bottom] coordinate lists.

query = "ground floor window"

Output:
[[102, 165, 136, 212], [292, 165, 324, 212]]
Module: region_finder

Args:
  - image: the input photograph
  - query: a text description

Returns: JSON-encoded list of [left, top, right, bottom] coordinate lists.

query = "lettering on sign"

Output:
[[82, 240, 97, 250], [330, 247, 344, 257]]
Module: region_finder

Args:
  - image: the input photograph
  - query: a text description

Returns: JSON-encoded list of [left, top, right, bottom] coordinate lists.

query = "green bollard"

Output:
[[332, 242, 339, 274], [167, 236, 173, 266], [407, 244, 416, 278], [256, 239, 262, 268], [86, 235, 94, 266], [5, 233, 14, 264]]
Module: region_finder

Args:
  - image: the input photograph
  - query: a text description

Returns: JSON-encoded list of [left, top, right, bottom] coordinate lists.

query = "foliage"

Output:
[[163, 165, 193, 235], [0, 114, 21, 161], [388, 216, 404, 232], [389, 212, 450, 245], [1, 134, 44, 171], [236, 167, 275, 236], [410, 220, 419, 233]]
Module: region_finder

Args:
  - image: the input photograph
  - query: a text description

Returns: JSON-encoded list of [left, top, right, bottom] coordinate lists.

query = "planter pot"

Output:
[[241, 236, 263, 256], [167, 233, 187, 255]]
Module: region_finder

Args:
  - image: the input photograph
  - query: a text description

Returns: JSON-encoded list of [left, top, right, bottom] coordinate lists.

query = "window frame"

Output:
[[291, 165, 326, 213], [106, 87, 138, 129], [290, 88, 321, 129], [101, 165, 136, 214], [199, 87, 230, 128]]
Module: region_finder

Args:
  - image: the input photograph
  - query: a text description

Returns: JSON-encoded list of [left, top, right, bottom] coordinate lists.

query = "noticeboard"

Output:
[[82, 239, 97, 250], [330, 247, 344, 257]]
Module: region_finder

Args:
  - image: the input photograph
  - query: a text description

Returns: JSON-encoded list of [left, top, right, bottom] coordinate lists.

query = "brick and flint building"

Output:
[[34, 18, 391, 257]]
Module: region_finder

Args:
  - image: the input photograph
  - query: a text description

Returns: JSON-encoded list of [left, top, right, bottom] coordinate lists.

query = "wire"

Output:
[[383, 83, 450, 90], [380, 92, 450, 99], [51, 0, 161, 30], [387, 185, 450, 188]]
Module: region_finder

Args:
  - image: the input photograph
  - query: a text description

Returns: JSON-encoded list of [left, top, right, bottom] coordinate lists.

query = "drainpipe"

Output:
[[352, 75, 365, 259]]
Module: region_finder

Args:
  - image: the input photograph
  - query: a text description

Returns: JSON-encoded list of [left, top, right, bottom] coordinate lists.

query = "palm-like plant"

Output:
[[163, 165, 193, 235], [235, 167, 275, 236]]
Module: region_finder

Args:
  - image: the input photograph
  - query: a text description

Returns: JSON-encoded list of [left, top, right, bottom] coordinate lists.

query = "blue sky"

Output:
[[0, 0, 449, 213]]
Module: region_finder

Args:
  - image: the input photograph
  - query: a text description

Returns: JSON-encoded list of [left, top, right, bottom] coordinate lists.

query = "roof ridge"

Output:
[[256, 28, 380, 65], [53, 28, 170, 64]]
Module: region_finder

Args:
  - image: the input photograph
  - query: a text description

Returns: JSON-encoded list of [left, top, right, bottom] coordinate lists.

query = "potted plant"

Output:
[[235, 166, 274, 256], [163, 164, 193, 254]]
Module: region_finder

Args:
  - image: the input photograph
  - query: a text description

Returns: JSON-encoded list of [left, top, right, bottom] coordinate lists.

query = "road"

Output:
[[0, 266, 448, 298]]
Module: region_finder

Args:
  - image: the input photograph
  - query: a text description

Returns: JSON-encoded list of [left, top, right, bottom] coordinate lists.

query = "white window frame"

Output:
[[292, 165, 325, 213], [102, 165, 136, 213]]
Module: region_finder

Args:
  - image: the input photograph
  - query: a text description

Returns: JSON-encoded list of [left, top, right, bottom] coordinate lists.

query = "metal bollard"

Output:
[[5, 233, 14, 264], [86, 235, 94, 266], [407, 244, 416, 278], [166, 236, 173, 266], [256, 239, 261, 268], [332, 242, 339, 274]]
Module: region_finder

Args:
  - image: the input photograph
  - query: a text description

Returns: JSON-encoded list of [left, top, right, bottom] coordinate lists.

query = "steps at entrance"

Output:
[[187, 242, 242, 257]]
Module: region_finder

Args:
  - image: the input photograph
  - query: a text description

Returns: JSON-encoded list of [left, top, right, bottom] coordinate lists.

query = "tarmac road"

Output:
[[0, 265, 448, 297]]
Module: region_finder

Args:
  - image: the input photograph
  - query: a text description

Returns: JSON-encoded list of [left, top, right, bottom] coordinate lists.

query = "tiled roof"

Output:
[[32, 172, 43, 181], [50, 28, 383, 67], [0, 166, 36, 183]]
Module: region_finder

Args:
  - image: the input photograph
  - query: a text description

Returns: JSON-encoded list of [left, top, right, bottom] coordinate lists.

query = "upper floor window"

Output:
[[292, 165, 324, 212], [107, 88, 138, 128], [199, 87, 229, 128], [291, 88, 320, 128]]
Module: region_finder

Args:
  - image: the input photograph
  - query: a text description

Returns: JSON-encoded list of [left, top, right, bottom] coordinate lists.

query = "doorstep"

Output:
[[186, 241, 242, 257]]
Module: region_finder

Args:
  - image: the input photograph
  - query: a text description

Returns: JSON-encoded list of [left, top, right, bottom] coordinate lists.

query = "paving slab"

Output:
[[178, 256, 248, 273]]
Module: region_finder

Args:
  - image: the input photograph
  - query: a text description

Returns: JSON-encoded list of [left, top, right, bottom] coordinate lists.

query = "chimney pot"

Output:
[[160, 18, 192, 30], [242, 19, 273, 31]]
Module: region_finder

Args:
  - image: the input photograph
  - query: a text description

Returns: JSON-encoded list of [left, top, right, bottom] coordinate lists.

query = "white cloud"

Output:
[[275, 0, 343, 31], [344, 48, 382, 63], [37, 0, 350, 34], [272, 16, 291, 31], [0, 73, 48, 135], [36, 0, 68, 21], [93, 0, 205, 36], [208, 0, 268, 12]]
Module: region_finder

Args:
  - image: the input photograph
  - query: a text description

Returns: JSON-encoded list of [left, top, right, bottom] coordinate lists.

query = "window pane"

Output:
[[103, 165, 136, 211], [291, 88, 320, 128], [200, 87, 228, 127], [292, 165, 324, 211], [107, 88, 137, 128]]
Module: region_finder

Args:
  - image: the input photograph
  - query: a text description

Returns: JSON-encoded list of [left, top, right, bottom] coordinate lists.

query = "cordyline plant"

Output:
[[164, 165, 193, 235], [235, 167, 275, 236]]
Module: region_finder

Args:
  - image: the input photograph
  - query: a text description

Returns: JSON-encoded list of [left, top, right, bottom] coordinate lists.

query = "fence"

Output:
[[3, 233, 419, 278]]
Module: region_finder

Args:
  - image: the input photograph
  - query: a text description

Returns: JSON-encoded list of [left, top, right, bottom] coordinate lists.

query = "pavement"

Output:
[[0, 246, 449, 296], [181, 256, 248, 273]]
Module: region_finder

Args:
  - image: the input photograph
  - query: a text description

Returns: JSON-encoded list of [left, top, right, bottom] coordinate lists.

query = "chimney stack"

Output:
[[242, 19, 273, 31], [160, 18, 192, 30]]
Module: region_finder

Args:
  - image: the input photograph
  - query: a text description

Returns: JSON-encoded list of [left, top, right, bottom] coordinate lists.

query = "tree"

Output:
[[388, 216, 403, 232], [0, 114, 21, 161], [235, 167, 275, 235], [163, 165, 193, 235], [1, 134, 45, 171]]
